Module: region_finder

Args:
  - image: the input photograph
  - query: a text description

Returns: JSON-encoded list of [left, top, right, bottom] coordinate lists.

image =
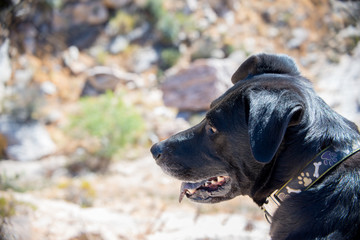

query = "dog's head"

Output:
[[150, 53, 357, 204]]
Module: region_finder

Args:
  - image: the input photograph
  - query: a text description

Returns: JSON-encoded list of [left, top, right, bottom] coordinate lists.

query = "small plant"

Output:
[[145, 0, 164, 21], [45, 0, 63, 9], [223, 43, 236, 57], [0, 173, 26, 192], [0, 196, 16, 223], [108, 10, 138, 35], [156, 14, 181, 45], [1, 85, 43, 122], [0, 195, 36, 238], [0, 195, 15, 239], [0, 195, 26, 237], [145, 0, 197, 45], [68, 91, 145, 168], [160, 48, 181, 70], [59, 179, 96, 208]]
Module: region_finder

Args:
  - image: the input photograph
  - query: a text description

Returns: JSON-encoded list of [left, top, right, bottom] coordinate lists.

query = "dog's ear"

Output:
[[231, 53, 300, 84], [247, 90, 303, 163]]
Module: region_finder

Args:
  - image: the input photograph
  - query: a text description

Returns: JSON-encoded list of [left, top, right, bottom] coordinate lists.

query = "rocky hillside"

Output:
[[0, 0, 359, 239]]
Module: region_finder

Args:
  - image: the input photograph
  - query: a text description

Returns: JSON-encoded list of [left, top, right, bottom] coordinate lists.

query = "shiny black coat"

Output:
[[151, 53, 360, 240]]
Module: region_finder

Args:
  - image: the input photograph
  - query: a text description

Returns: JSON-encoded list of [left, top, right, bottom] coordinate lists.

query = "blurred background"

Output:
[[0, 0, 359, 239]]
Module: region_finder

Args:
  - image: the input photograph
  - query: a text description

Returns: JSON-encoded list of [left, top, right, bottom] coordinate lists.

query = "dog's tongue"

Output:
[[179, 180, 207, 203]]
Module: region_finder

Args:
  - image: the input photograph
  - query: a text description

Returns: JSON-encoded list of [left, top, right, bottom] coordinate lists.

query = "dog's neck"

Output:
[[259, 143, 360, 223]]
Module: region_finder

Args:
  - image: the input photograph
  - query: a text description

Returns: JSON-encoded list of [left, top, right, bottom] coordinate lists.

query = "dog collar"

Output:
[[261, 143, 360, 223]]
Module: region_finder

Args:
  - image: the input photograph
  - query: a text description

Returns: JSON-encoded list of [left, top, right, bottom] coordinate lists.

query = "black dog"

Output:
[[150, 53, 360, 240]]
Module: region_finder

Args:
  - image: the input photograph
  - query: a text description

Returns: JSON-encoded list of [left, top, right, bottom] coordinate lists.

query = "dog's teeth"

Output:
[[186, 189, 197, 195], [217, 176, 226, 183], [179, 189, 197, 203]]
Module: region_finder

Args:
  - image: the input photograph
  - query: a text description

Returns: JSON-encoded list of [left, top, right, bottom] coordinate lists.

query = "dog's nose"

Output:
[[150, 142, 163, 161]]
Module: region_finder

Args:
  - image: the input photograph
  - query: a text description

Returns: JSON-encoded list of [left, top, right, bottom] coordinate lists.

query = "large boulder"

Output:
[[161, 58, 237, 111]]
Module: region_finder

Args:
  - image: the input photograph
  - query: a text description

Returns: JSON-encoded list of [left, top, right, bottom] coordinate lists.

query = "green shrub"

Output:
[[0, 196, 16, 221], [0, 173, 28, 192], [160, 48, 181, 69], [146, 0, 164, 21], [145, 0, 197, 45], [223, 43, 236, 57], [68, 91, 145, 161], [58, 179, 96, 207], [0, 194, 36, 237], [108, 10, 138, 35], [0, 195, 18, 236], [156, 13, 181, 44]]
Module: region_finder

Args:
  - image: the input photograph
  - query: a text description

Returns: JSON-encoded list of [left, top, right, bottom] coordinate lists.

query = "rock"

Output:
[[63, 46, 80, 63], [208, 0, 235, 16], [203, 5, 218, 24], [108, 35, 129, 54], [66, 25, 102, 50], [13, 55, 33, 88], [71, 1, 109, 25], [126, 22, 150, 41], [149, 106, 191, 142], [62, 46, 94, 74], [338, 25, 360, 40], [161, 58, 237, 111], [14, 68, 33, 87], [0, 39, 11, 113], [43, 109, 63, 125], [184, 0, 198, 13], [223, 10, 235, 25], [41, 81, 57, 95], [55, 1, 113, 32], [9, 193, 138, 240], [103, 0, 131, 9], [128, 47, 158, 73], [0, 119, 56, 161], [210, 49, 225, 58], [146, 212, 269, 240], [81, 66, 142, 96], [228, 50, 247, 63], [0, 215, 32, 240], [0, 156, 70, 188], [287, 28, 309, 49], [299, 53, 318, 67], [59, 1, 108, 49], [191, 38, 218, 60], [0, 38, 11, 84], [23, 23, 37, 54], [337, 25, 360, 52]]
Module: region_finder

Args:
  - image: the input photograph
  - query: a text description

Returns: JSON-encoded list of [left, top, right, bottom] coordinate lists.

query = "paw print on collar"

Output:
[[298, 172, 312, 187], [321, 151, 337, 166]]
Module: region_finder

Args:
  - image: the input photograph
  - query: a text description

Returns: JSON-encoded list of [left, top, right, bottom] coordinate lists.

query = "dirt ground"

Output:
[[1, 155, 270, 240]]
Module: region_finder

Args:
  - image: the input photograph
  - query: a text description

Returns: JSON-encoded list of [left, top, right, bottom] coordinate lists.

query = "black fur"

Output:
[[151, 53, 360, 240]]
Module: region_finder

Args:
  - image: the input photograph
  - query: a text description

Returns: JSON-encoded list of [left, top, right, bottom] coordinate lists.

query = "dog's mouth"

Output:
[[179, 176, 232, 203]]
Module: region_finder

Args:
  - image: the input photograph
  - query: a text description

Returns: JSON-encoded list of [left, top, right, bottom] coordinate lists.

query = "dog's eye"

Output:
[[207, 124, 218, 135]]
